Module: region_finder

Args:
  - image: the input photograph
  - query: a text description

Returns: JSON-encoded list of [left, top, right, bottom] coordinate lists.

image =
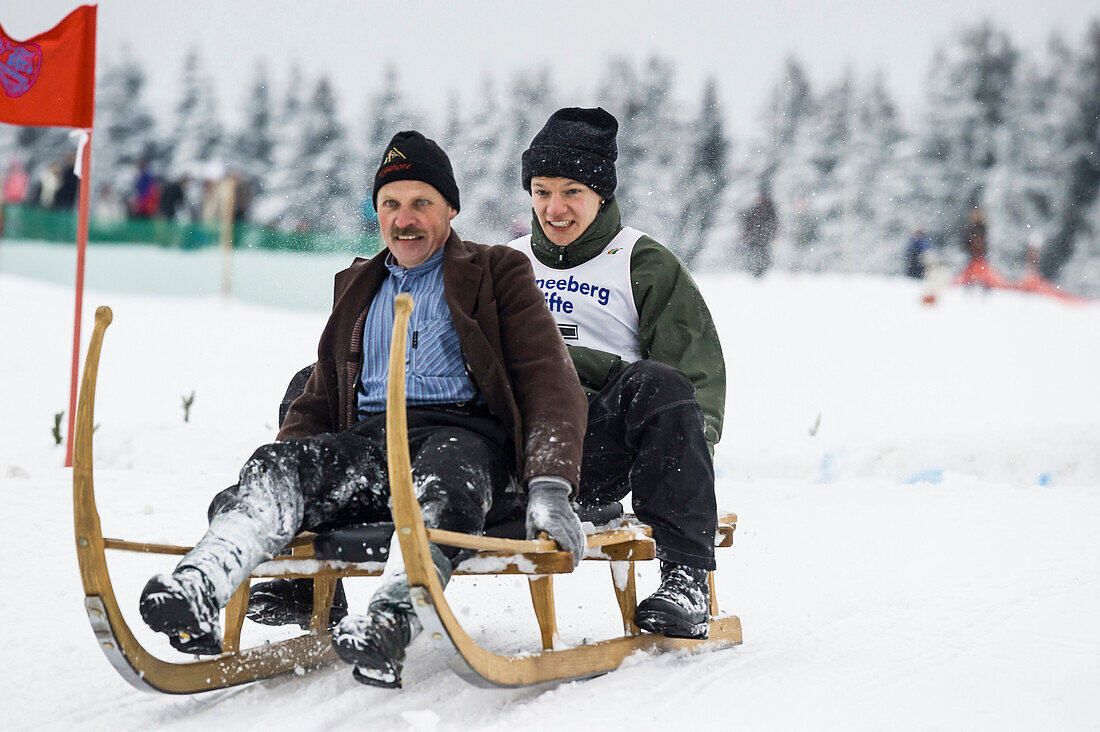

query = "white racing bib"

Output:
[[508, 227, 644, 363]]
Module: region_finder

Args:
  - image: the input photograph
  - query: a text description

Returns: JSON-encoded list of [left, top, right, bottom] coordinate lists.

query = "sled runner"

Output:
[[74, 299, 741, 694]]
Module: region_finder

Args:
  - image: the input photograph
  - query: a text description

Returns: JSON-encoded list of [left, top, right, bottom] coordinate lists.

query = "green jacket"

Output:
[[529, 198, 726, 450]]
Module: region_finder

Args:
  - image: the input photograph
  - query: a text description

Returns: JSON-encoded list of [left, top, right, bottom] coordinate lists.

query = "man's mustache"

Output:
[[390, 226, 427, 239]]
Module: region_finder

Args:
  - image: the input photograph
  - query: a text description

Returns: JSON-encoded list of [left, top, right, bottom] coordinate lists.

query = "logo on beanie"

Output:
[[383, 148, 406, 164]]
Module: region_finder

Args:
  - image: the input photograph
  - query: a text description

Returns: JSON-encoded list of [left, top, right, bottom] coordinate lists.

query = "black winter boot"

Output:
[[246, 578, 348, 630], [332, 603, 420, 688], [634, 562, 710, 640], [139, 569, 223, 655]]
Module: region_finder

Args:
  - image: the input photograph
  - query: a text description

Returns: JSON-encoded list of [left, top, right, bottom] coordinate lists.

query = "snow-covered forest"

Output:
[[4, 19, 1100, 294]]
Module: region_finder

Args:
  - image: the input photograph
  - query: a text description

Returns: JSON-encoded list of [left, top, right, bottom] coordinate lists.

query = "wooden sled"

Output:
[[73, 298, 741, 694]]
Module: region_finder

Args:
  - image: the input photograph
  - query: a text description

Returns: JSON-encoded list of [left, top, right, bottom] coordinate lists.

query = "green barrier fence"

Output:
[[0, 203, 383, 256]]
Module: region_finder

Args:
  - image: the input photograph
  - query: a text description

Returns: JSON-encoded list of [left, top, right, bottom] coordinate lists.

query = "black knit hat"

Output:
[[373, 131, 460, 212], [522, 107, 618, 199]]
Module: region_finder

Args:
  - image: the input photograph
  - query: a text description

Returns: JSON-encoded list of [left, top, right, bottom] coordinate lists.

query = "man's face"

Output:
[[377, 179, 457, 268], [530, 177, 603, 247]]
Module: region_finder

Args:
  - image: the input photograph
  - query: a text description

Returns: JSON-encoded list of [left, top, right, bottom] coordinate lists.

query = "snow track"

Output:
[[1, 270, 1097, 730]]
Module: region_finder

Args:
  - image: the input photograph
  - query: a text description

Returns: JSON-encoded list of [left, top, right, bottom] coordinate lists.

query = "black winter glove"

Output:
[[525, 476, 585, 566]]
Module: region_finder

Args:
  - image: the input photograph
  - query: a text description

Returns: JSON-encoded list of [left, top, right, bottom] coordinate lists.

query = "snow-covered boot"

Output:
[[332, 542, 452, 688], [247, 578, 348, 630], [634, 562, 710, 640], [332, 603, 420, 688], [139, 569, 223, 655]]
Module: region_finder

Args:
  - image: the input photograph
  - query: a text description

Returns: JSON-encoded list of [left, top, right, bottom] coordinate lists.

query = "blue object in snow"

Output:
[[905, 468, 944, 485], [815, 453, 836, 484]]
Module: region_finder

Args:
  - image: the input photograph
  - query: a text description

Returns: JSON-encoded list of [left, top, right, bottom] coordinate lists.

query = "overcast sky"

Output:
[[2, 1, 1097, 139]]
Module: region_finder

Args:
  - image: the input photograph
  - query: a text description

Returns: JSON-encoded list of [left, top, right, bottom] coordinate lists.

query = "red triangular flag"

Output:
[[0, 5, 96, 128]]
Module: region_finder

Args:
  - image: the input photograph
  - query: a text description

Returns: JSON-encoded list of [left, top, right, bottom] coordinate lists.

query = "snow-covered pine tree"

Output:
[[1045, 21, 1100, 294], [675, 77, 728, 268], [366, 65, 423, 151], [451, 75, 508, 243], [166, 47, 226, 179], [441, 91, 461, 152], [493, 68, 557, 241], [974, 35, 1074, 279], [251, 65, 305, 227], [777, 74, 854, 272], [918, 23, 1019, 269], [600, 56, 681, 247], [844, 73, 908, 274], [760, 57, 815, 186], [286, 76, 359, 232], [92, 47, 160, 198], [232, 63, 275, 193]]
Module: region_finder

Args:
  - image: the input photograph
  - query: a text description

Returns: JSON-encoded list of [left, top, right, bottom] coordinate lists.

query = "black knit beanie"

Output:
[[373, 131, 460, 212], [521, 107, 618, 199]]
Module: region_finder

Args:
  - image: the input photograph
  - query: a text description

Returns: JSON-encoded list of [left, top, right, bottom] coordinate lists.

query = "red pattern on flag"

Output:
[[0, 5, 96, 128]]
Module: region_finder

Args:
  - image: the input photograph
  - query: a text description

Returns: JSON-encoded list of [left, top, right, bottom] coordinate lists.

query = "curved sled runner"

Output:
[[74, 298, 741, 694]]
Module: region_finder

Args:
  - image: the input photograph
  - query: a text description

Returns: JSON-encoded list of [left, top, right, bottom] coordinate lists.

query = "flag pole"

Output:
[[65, 128, 93, 468]]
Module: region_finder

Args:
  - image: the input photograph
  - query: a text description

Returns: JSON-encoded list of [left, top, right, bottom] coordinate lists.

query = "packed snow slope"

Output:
[[1, 269, 1098, 731]]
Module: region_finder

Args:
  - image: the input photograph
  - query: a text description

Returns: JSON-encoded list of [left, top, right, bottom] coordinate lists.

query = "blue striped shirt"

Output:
[[357, 248, 481, 415]]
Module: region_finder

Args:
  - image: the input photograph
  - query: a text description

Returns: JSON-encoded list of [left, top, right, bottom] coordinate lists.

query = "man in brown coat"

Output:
[[138, 131, 588, 688]]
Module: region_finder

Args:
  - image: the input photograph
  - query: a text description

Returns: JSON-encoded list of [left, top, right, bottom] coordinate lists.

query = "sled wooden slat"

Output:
[[223, 582, 250, 653], [102, 535, 314, 557], [102, 538, 192, 555], [528, 576, 558, 650], [610, 561, 640, 635], [426, 528, 555, 553]]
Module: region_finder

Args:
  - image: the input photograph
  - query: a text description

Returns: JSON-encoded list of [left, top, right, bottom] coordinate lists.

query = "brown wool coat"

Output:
[[277, 231, 588, 489]]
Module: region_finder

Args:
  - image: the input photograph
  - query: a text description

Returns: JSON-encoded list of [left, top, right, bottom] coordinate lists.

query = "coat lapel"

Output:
[[442, 231, 483, 322]]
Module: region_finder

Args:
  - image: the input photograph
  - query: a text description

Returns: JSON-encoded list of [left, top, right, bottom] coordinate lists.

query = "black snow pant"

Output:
[[185, 404, 517, 607], [579, 360, 717, 571]]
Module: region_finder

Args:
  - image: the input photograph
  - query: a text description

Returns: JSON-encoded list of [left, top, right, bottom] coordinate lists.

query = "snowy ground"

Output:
[[1, 266, 1098, 731]]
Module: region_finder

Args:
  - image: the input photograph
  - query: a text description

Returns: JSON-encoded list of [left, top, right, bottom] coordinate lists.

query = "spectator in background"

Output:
[[955, 207, 1009, 289], [2, 159, 29, 204], [230, 170, 252, 223], [905, 228, 934, 279], [34, 161, 62, 209], [159, 174, 191, 221], [0, 158, 29, 237], [741, 188, 779, 277], [961, 208, 987, 263], [52, 153, 80, 210], [93, 183, 127, 223], [200, 178, 220, 225], [130, 160, 160, 218]]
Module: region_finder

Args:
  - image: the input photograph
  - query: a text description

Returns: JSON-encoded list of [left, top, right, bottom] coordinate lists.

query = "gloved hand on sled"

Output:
[[526, 476, 586, 566]]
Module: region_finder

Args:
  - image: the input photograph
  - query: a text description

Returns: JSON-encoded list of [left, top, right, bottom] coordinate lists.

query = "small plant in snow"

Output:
[[809, 412, 821, 437], [182, 391, 195, 422]]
